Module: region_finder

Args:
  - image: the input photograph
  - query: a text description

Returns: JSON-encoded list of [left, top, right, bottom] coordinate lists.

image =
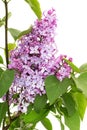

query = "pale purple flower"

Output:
[[30, 46, 39, 54]]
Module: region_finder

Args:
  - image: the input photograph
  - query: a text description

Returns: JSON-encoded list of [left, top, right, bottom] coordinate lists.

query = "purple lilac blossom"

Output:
[[7, 8, 72, 113]]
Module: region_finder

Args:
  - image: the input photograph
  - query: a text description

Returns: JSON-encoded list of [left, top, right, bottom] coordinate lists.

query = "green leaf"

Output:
[[64, 111, 80, 130], [62, 93, 76, 116], [21, 109, 49, 124], [34, 94, 47, 113], [0, 20, 4, 27], [64, 58, 80, 73], [8, 28, 21, 41], [0, 12, 11, 27], [0, 55, 3, 64], [0, 102, 8, 125], [41, 117, 52, 130], [45, 75, 72, 105], [9, 117, 20, 130], [25, 0, 42, 19], [72, 72, 87, 97], [79, 63, 87, 72], [27, 103, 33, 114], [0, 69, 15, 97], [73, 92, 87, 120], [8, 27, 32, 41], [17, 26, 32, 38], [8, 43, 16, 51], [0, 68, 4, 77]]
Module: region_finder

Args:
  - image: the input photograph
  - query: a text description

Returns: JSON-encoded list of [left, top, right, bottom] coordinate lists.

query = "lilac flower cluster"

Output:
[[7, 9, 72, 113]]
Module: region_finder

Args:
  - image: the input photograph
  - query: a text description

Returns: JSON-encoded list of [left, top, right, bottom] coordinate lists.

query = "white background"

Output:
[[0, 0, 87, 130]]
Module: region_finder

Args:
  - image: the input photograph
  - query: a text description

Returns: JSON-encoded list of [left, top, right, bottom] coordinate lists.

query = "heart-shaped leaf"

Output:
[[45, 75, 72, 105]]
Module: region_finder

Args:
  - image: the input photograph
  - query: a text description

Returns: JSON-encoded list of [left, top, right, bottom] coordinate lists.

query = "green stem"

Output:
[[3, 112, 21, 130], [4, 0, 9, 68], [2, 1, 11, 129]]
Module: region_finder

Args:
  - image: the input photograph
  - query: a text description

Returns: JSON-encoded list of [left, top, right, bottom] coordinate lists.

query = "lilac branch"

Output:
[[4, 0, 9, 67], [2, 1, 11, 129]]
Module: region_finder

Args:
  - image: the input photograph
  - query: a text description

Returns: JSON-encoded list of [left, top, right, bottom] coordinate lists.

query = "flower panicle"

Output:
[[6, 8, 72, 113]]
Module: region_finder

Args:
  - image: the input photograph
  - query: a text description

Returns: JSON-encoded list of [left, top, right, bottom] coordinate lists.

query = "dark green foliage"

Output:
[[9, 117, 20, 130], [0, 102, 8, 125], [21, 109, 49, 124], [34, 94, 47, 113], [62, 93, 76, 116], [0, 69, 15, 97]]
